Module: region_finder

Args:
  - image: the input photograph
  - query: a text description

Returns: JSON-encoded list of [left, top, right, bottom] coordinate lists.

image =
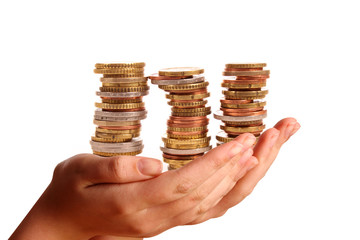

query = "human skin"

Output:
[[10, 118, 300, 240]]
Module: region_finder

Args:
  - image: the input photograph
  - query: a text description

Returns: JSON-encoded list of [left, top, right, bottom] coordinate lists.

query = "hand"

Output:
[[10, 133, 257, 240], [186, 117, 301, 224]]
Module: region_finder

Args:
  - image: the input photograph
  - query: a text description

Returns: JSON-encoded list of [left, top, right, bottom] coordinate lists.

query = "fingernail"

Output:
[[246, 157, 259, 171], [243, 134, 256, 148], [137, 158, 163, 176], [286, 121, 297, 137], [228, 142, 244, 159], [269, 130, 280, 147], [291, 122, 301, 136], [238, 148, 253, 165]]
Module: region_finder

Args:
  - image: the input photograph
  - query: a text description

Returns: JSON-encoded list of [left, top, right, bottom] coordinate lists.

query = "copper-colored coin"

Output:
[[223, 70, 270, 77], [236, 75, 269, 80], [148, 74, 191, 80], [221, 82, 266, 89], [225, 68, 263, 71], [223, 79, 267, 84], [221, 109, 267, 117], [220, 107, 264, 113], [225, 63, 267, 68], [103, 107, 146, 112], [98, 124, 141, 130], [102, 73, 145, 78], [221, 101, 266, 109], [224, 130, 263, 136], [222, 120, 263, 126], [220, 99, 253, 104], [163, 153, 203, 160]]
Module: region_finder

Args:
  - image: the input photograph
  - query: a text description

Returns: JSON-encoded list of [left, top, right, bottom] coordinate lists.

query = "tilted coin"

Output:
[[225, 63, 267, 68], [96, 91, 149, 98], [214, 110, 267, 122], [223, 70, 270, 76], [95, 62, 145, 69], [95, 109, 147, 118], [151, 75, 205, 85], [160, 146, 212, 155], [158, 82, 209, 91], [100, 77, 148, 83], [99, 86, 150, 92], [165, 92, 210, 100], [159, 67, 204, 77], [95, 102, 145, 110]]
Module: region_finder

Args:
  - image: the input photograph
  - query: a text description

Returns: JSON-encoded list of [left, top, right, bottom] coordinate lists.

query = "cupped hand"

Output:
[[10, 133, 257, 240]]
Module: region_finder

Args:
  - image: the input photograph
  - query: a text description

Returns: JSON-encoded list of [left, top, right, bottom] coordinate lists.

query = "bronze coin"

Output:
[[225, 67, 263, 71], [148, 74, 191, 80], [221, 109, 267, 117], [223, 79, 267, 84], [220, 107, 264, 113], [236, 75, 269, 80], [167, 130, 208, 135], [163, 153, 204, 160], [220, 99, 253, 104], [98, 124, 141, 130]]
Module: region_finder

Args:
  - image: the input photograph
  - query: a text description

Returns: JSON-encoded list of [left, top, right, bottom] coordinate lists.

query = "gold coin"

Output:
[[221, 101, 267, 109], [167, 126, 207, 132], [93, 150, 142, 156], [225, 63, 266, 68], [101, 98, 142, 104], [165, 142, 210, 149], [94, 68, 144, 74], [91, 136, 133, 143], [95, 132, 140, 139], [158, 82, 209, 91], [223, 90, 268, 97], [221, 120, 263, 126], [165, 92, 210, 100], [159, 67, 204, 77], [163, 158, 192, 165], [171, 106, 211, 113], [223, 70, 270, 76], [95, 62, 145, 69], [220, 125, 265, 133], [167, 132, 208, 139], [168, 100, 207, 108], [99, 86, 150, 92], [95, 102, 145, 109], [93, 120, 141, 126], [102, 82, 148, 87], [171, 111, 211, 117], [102, 73, 145, 78], [100, 77, 148, 83], [221, 82, 266, 89], [96, 127, 141, 134], [162, 136, 211, 145]]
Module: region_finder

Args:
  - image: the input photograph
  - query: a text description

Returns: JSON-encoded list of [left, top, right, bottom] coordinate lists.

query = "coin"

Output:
[[220, 109, 267, 117], [160, 146, 212, 155], [95, 109, 147, 118], [159, 67, 204, 77], [93, 120, 140, 127], [91, 136, 133, 143], [99, 86, 150, 92], [168, 100, 207, 108], [163, 158, 193, 165], [162, 136, 211, 145], [96, 91, 149, 98], [95, 62, 145, 69], [214, 110, 267, 122], [102, 82, 148, 87], [95, 102, 145, 110], [90, 137, 142, 148], [95, 132, 140, 139], [171, 111, 211, 117], [223, 89, 268, 97], [163, 153, 203, 160], [94, 68, 144, 74], [99, 124, 141, 130], [100, 77, 148, 83], [220, 101, 266, 109], [225, 63, 266, 68], [220, 125, 265, 133], [165, 92, 210, 100], [158, 82, 209, 91], [93, 150, 142, 156], [220, 107, 264, 113], [102, 73, 145, 78], [224, 68, 264, 72], [223, 70, 270, 76], [94, 115, 147, 122], [167, 132, 208, 139], [96, 128, 141, 135], [167, 126, 208, 132], [221, 82, 266, 89], [151, 75, 205, 85], [101, 98, 143, 104]]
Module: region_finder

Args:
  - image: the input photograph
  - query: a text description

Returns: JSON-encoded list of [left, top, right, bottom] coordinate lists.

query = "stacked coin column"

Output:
[[90, 62, 149, 156], [214, 63, 269, 145], [150, 67, 212, 170]]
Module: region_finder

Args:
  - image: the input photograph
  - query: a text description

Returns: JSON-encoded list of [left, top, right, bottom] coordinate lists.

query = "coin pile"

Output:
[[214, 63, 270, 146], [90, 62, 149, 156], [150, 67, 212, 170]]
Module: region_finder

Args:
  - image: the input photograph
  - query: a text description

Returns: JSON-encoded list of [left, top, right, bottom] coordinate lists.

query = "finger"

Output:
[[67, 154, 163, 186], [143, 137, 258, 230], [135, 133, 257, 207], [198, 118, 300, 220]]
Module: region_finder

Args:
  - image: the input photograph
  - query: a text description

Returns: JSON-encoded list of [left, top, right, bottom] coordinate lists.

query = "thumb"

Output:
[[70, 154, 163, 185]]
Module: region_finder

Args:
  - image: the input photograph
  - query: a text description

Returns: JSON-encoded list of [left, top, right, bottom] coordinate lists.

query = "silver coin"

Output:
[[95, 109, 147, 118], [90, 138, 142, 148], [91, 144, 144, 153], [96, 91, 149, 98], [151, 75, 205, 85], [216, 141, 224, 146], [213, 110, 267, 122], [100, 77, 148, 83], [94, 115, 147, 121], [160, 146, 212, 155]]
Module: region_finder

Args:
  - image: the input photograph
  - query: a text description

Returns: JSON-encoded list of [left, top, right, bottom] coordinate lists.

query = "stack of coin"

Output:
[[90, 62, 149, 156], [214, 63, 270, 146], [150, 67, 212, 170]]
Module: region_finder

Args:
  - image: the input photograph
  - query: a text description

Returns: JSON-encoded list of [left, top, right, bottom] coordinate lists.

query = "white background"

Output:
[[1, 0, 359, 239]]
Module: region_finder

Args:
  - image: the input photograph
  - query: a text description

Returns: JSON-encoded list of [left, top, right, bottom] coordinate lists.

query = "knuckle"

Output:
[[196, 204, 209, 215], [128, 220, 152, 235], [112, 157, 128, 182], [174, 173, 194, 195], [189, 188, 207, 202]]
